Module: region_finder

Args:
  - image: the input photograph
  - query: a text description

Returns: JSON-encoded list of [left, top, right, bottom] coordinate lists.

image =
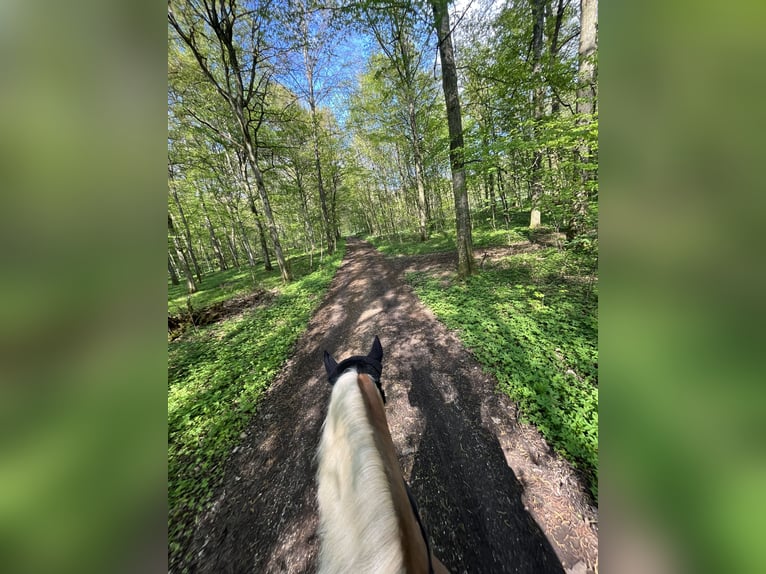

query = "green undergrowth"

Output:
[[167, 242, 344, 560], [366, 226, 529, 256], [365, 210, 562, 258], [405, 244, 598, 499], [168, 250, 333, 316]]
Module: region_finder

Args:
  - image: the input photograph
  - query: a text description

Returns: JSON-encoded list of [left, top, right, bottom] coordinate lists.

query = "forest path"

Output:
[[181, 237, 598, 574]]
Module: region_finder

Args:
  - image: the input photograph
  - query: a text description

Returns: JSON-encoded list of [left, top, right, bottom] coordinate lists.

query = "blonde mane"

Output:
[[316, 368, 405, 573]]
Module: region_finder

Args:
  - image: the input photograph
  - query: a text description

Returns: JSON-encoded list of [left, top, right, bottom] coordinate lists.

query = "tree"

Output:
[[431, 0, 475, 277], [572, 0, 598, 238], [168, 0, 292, 282], [529, 0, 545, 229], [366, 4, 433, 241], [168, 213, 197, 293], [291, 0, 339, 253]]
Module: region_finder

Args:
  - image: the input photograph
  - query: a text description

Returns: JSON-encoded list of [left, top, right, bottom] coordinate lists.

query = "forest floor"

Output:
[[175, 237, 598, 574]]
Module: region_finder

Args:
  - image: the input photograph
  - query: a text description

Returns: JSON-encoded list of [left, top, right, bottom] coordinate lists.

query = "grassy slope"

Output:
[[368, 222, 598, 498], [168, 243, 345, 556]]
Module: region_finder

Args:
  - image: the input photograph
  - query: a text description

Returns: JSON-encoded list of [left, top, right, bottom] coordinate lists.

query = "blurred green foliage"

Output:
[[0, 1, 165, 573], [603, 1, 766, 572]]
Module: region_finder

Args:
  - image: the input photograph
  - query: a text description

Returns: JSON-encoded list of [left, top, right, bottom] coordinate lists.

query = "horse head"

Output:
[[323, 335, 386, 403]]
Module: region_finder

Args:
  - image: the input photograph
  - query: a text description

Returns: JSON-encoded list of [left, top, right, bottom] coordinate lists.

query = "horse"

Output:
[[316, 336, 449, 574]]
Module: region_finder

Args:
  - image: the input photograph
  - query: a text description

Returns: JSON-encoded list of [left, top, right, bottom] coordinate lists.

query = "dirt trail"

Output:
[[180, 238, 598, 574]]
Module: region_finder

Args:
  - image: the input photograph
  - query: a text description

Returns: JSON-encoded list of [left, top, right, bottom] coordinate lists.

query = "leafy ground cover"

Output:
[[168, 243, 344, 557], [365, 225, 528, 256], [370, 221, 598, 498], [168, 250, 332, 315]]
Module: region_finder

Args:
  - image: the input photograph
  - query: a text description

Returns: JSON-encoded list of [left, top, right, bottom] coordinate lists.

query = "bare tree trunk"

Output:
[[224, 221, 241, 269], [201, 196, 227, 271], [231, 149, 273, 272], [168, 214, 196, 293], [409, 100, 429, 241], [529, 0, 545, 229], [170, 183, 203, 282], [231, 203, 256, 268], [168, 253, 180, 285], [250, 201, 273, 271], [238, 218, 256, 267], [432, 0, 474, 277], [331, 163, 342, 241], [248, 154, 290, 281], [198, 239, 213, 273], [572, 0, 598, 238], [300, 13, 336, 254], [548, 0, 566, 115]]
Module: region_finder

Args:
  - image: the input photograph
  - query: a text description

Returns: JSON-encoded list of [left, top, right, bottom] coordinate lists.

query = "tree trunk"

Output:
[[577, 0, 598, 117], [168, 214, 196, 293], [431, 0, 474, 277], [234, 151, 273, 272], [233, 205, 256, 267], [168, 253, 179, 285], [301, 17, 336, 255], [572, 0, 598, 238], [529, 0, 546, 230], [170, 184, 203, 282], [409, 100, 429, 241], [246, 146, 291, 282], [201, 196, 227, 271], [198, 239, 213, 273], [251, 205, 273, 271], [295, 168, 317, 261], [330, 167, 342, 241], [548, 0, 566, 115]]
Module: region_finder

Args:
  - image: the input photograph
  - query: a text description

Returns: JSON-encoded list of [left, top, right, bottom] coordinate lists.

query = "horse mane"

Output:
[[316, 368, 405, 573]]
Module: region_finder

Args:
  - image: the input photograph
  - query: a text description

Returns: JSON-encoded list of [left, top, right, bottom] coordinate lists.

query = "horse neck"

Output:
[[356, 373, 431, 573], [317, 370, 430, 574]]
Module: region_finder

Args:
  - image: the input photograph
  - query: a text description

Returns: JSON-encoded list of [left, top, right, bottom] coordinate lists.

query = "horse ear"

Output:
[[323, 350, 338, 378], [368, 335, 383, 363]]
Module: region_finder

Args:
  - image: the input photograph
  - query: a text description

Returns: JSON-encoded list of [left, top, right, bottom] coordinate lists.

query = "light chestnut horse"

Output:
[[317, 336, 449, 574]]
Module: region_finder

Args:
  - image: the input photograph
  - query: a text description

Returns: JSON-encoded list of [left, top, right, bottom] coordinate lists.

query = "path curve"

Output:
[[181, 238, 598, 574]]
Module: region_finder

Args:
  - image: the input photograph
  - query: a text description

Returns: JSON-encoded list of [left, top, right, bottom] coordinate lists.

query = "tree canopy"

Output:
[[168, 0, 598, 285]]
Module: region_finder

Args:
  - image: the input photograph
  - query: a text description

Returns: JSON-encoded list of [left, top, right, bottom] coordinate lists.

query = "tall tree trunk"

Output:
[[212, 200, 240, 268], [295, 168, 317, 261], [529, 0, 546, 229], [301, 16, 335, 255], [201, 196, 227, 271], [228, 227, 241, 268], [548, 0, 566, 115], [572, 0, 598, 238], [432, 0, 474, 277], [409, 100, 429, 241], [246, 151, 290, 281], [331, 164, 342, 241], [198, 239, 213, 272], [249, 198, 273, 271], [168, 214, 196, 293], [231, 203, 256, 267], [232, 149, 273, 272], [168, 253, 180, 285], [170, 183, 203, 282]]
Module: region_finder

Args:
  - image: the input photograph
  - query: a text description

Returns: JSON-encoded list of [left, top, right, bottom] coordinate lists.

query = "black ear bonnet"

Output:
[[323, 337, 386, 403]]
